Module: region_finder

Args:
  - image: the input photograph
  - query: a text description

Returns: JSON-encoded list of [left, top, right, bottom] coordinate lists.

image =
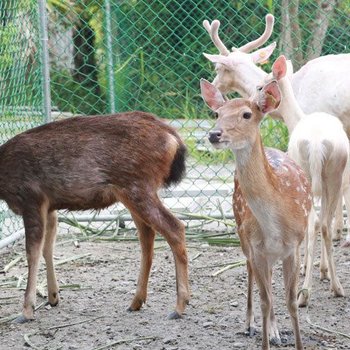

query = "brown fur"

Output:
[[201, 79, 312, 349], [1, 111, 189, 322]]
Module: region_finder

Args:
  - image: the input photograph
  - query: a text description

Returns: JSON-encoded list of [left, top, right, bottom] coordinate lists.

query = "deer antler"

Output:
[[238, 14, 275, 53], [203, 19, 230, 56]]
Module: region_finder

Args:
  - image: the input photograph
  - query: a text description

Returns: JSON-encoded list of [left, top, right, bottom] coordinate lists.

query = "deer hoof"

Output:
[[270, 336, 281, 346], [13, 314, 33, 324], [297, 289, 310, 307], [244, 326, 256, 337], [167, 311, 182, 320]]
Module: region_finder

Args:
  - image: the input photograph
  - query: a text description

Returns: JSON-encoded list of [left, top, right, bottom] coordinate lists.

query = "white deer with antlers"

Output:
[[203, 14, 350, 135]]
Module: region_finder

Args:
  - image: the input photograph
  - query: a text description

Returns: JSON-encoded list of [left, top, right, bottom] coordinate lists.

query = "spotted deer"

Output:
[[0, 111, 189, 322], [259, 55, 348, 307], [200, 79, 312, 350]]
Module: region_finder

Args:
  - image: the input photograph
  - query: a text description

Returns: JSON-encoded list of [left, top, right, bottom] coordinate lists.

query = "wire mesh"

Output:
[[0, 0, 44, 240], [1, 0, 350, 242]]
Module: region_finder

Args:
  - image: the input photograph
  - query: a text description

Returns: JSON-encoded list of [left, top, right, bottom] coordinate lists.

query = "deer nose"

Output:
[[208, 129, 222, 144]]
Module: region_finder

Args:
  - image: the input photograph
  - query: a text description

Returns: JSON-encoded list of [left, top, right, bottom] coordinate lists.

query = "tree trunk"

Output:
[[305, 0, 336, 61], [288, 0, 303, 69], [279, 0, 294, 60]]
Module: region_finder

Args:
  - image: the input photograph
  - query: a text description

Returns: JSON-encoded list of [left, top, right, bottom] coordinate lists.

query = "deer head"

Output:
[[200, 78, 279, 151], [203, 14, 276, 98]]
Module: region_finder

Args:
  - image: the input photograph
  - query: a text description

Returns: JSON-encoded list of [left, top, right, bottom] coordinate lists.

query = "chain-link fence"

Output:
[[0, 0, 45, 243], [1, 0, 350, 244]]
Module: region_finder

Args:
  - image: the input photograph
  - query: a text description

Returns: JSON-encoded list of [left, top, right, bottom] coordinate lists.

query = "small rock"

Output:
[[203, 321, 214, 328], [232, 342, 245, 348], [163, 337, 177, 345]]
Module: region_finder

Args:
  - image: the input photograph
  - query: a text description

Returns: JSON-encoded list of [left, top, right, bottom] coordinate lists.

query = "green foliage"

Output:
[[47, 0, 349, 148], [260, 116, 289, 151]]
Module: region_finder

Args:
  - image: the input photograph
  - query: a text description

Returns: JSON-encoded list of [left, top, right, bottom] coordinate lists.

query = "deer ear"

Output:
[[259, 81, 281, 113], [200, 78, 225, 111], [250, 42, 276, 64], [203, 53, 233, 68], [272, 55, 287, 80]]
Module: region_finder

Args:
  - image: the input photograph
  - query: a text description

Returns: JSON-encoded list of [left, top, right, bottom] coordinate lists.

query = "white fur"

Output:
[[203, 17, 350, 135], [271, 64, 348, 306]]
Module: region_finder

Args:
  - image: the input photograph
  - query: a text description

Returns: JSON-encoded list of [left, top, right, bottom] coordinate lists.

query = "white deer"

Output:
[[259, 55, 348, 306], [201, 78, 312, 349], [203, 13, 350, 244], [203, 14, 350, 134]]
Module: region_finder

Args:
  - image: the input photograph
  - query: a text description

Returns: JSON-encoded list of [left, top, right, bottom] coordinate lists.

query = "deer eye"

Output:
[[243, 112, 252, 120]]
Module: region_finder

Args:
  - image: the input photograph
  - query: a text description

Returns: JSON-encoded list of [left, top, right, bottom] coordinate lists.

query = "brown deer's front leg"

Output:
[[16, 205, 48, 323]]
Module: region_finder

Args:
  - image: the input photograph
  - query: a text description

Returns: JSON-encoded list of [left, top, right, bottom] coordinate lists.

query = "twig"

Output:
[[23, 316, 105, 350], [306, 307, 350, 340], [23, 333, 42, 350], [47, 315, 104, 331], [195, 260, 246, 270], [2, 256, 22, 273], [211, 260, 246, 277], [190, 252, 202, 261], [91, 336, 159, 350], [55, 253, 92, 266], [173, 210, 235, 227]]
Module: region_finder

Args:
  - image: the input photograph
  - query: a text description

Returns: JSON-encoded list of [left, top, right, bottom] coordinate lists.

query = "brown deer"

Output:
[[0, 111, 189, 323], [200, 79, 312, 350]]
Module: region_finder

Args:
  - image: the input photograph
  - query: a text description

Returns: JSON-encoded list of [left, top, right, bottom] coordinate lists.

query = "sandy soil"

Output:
[[0, 231, 350, 350]]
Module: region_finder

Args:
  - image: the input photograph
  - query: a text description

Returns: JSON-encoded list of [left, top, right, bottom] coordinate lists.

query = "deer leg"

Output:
[[298, 207, 317, 307], [320, 231, 330, 281], [245, 259, 256, 336], [341, 183, 350, 247], [122, 193, 189, 319], [320, 179, 344, 297], [152, 204, 189, 319], [321, 222, 344, 297], [251, 255, 278, 350], [283, 248, 303, 350], [16, 205, 48, 323], [43, 210, 59, 307], [128, 214, 156, 312], [333, 197, 343, 241]]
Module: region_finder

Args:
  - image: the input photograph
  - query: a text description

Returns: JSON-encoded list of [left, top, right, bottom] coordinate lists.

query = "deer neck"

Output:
[[236, 65, 267, 98], [277, 77, 305, 133], [234, 137, 280, 213]]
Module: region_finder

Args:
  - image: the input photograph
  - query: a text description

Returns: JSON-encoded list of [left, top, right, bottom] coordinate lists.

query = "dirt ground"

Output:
[[0, 229, 350, 350]]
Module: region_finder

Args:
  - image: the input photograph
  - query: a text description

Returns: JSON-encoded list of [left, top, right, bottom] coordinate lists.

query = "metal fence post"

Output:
[[105, 0, 116, 114], [38, 0, 52, 123]]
